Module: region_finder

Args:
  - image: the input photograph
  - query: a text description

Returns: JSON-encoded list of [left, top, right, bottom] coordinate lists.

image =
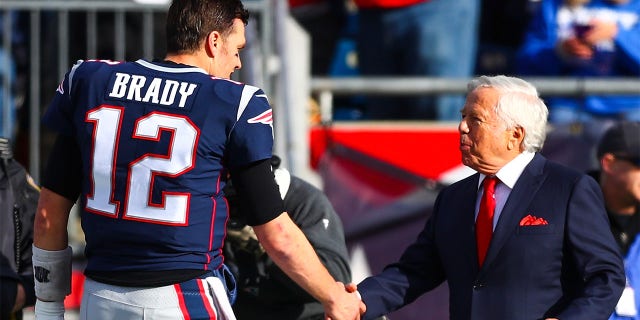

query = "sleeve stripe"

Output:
[[237, 85, 260, 121], [67, 60, 84, 95]]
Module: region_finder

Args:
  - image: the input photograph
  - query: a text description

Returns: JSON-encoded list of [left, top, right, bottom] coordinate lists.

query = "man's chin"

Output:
[[460, 156, 472, 167]]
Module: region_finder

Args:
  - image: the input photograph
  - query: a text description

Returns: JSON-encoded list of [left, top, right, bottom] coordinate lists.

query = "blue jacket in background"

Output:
[[516, 0, 640, 117], [610, 235, 640, 320]]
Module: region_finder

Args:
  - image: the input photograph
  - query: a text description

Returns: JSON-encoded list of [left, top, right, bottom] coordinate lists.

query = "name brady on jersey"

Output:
[[109, 72, 199, 108]]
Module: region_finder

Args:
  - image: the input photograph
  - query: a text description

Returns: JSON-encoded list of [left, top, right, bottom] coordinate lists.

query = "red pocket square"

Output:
[[519, 214, 549, 226]]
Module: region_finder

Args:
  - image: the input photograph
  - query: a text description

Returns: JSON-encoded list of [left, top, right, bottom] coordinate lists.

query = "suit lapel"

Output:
[[480, 154, 548, 270]]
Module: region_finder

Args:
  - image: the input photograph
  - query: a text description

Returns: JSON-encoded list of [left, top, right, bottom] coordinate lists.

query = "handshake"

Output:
[[322, 282, 368, 320]]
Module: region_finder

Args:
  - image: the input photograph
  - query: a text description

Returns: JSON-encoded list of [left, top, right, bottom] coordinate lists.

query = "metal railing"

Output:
[[311, 76, 640, 123]]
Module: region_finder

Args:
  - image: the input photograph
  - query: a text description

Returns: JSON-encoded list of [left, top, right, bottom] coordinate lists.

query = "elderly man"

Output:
[[357, 75, 625, 320]]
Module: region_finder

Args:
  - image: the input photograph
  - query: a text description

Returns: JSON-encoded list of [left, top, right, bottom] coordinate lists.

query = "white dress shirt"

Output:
[[475, 151, 536, 230]]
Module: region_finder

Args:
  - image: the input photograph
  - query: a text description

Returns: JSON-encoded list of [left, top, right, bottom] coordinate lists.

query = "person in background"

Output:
[[355, 75, 625, 319], [353, 0, 479, 121], [516, 0, 640, 124], [30, 0, 363, 319], [289, 0, 347, 76], [0, 11, 29, 143], [0, 137, 40, 319], [225, 155, 352, 320], [590, 121, 640, 320], [475, 0, 539, 75]]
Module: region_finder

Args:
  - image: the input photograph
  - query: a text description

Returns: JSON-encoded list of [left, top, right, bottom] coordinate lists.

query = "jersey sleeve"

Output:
[[41, 60, 85, 136], [226, 85, 274, 168], [42, 134, 82, 201]]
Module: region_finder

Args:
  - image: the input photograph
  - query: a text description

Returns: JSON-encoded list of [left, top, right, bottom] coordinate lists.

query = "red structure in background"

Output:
[[310, 122, 464, 320], [310, 122, 462, 181], [64, 270, 85, 310]]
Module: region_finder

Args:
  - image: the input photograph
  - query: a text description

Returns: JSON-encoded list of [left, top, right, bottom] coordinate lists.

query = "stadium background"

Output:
[[0, 0, 638, 319]]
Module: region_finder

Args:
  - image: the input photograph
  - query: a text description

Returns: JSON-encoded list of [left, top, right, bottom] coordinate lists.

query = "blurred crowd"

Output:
[[1, 0, 638, 141]]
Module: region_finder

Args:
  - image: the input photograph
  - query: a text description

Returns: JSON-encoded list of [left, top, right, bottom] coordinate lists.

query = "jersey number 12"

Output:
[[85, 105, 199, 226]]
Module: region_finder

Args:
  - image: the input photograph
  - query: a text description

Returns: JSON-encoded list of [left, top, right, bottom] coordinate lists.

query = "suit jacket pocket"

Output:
[[516, 224, 555, 235]]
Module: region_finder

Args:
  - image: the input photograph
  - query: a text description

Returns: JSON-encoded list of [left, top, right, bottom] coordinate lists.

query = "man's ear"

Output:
[[206, 31, 221, 57], [601, 153, 616, 173], [507, 126, 525, 151], [512, 126, 524, 141]]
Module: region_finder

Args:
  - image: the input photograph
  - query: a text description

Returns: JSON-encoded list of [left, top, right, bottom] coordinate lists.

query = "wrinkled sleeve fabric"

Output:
[[558, 174, 626, 319], [358, 193, 447, 320]]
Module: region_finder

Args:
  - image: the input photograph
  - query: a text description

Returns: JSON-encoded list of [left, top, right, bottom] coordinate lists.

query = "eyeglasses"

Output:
[[614, 154, 640, 167]]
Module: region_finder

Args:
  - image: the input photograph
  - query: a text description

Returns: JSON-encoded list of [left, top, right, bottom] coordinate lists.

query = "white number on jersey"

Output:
[[85, 105, 198, 225]]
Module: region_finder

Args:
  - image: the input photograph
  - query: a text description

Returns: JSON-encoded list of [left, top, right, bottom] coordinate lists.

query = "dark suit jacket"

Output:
[[359, 153, 625, 320]]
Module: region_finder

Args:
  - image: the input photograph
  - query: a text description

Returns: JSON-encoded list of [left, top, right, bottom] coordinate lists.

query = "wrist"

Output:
[[320, 282, 346, 308], [35, 299, 65, 319], [32, 245, 72, 302]]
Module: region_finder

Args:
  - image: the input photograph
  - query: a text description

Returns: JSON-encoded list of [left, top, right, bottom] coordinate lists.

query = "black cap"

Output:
[[597, 121, 640, 166]]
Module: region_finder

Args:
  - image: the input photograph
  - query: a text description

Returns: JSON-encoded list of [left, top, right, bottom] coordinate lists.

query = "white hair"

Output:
[[467, 75, 549, 152]]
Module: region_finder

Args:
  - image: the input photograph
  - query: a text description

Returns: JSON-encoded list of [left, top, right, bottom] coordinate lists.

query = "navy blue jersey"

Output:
[[42, 59, 274, 273]]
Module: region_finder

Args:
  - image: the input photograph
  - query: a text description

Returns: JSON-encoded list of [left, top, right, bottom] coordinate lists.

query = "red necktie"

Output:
[[476, 176, 497, 267]]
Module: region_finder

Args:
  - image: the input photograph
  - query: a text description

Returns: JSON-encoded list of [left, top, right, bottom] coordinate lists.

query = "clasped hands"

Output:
[[323, 282, 367, 320]]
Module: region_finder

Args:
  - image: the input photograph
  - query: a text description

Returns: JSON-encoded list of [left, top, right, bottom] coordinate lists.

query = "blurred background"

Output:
[[1, 0, 638, 319]]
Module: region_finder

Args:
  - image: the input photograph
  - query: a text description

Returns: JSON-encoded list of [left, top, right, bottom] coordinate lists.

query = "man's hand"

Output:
[[12, 282, 26, 312], [345, 282, 367, 316], [580, 19, 617, 46], [557, 19, 618, 62], [558, 37, 594, 60], [323, 281, 363, 320], [255, 214, 363, 319]]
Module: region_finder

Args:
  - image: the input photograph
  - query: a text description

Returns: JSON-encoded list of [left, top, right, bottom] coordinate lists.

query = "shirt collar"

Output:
[[478, 151, 535, 189]]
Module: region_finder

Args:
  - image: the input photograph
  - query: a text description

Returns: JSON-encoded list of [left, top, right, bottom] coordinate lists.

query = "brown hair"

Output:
[[165, 0, 250, 54]]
